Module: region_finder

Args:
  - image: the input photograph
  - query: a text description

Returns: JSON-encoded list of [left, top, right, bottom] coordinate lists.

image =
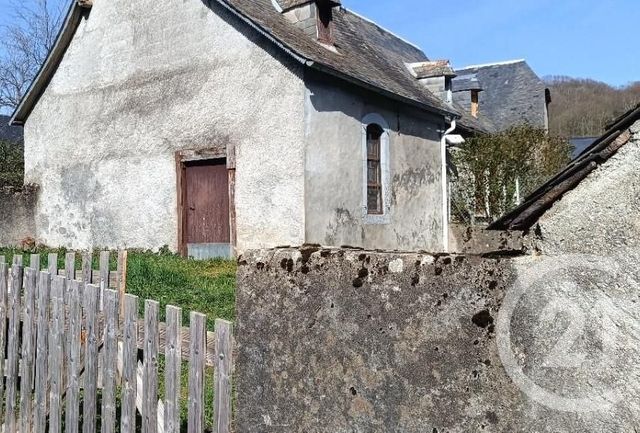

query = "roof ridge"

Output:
[[343, 8, 423, 53], [457, 59, 526, 70]]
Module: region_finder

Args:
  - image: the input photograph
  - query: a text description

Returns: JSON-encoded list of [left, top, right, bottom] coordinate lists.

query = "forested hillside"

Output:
[[546, 76, 640, 137]]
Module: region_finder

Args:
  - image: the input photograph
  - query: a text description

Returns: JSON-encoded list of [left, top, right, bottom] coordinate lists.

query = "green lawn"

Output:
[[0, 247, 236, 328]]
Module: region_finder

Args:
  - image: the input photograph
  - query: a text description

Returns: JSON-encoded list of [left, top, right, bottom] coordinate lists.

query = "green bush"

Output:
[[451, 125, 573, 224], [0, 139, 24, 187]]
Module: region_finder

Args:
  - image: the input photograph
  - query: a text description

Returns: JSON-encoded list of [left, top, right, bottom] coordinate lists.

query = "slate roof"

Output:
[[489, 103, 640, 231], [455, 106, 492, 134], [224, 0, 456, 115], [409, 61, 456, 79], [454, 60, 548, 132], [452, 73, 482, 91], [13, 0, 463, 124], [275, 0, 339, 11], [0, 115, 23, 144]]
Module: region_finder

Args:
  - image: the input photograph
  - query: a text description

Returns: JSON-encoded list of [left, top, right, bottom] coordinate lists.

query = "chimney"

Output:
[[471, 90, 480, 118], [408, 60, 457, 104], [279, 0, 341, 46]]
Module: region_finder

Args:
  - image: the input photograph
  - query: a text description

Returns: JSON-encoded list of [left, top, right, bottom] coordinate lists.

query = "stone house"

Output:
[[453, 59, 551, 132], [10, 0, 482, 257], [490, 103, 640, 255]]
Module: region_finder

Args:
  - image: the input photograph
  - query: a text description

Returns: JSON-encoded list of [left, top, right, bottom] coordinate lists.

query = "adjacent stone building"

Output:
[[453, 59, 551, 132], [10, 0, 481, 256], [490, 103, 640, 255]]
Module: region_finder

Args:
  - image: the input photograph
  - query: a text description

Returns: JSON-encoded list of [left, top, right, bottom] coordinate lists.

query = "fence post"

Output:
[[83, 284, 100, 433], [19, 268, 37, 433], [121, 294, 139, 433], [48, 253, 58, 280], [165, 306, 182, 433], [102, 289, 120, 433], [5, 263, 23, 432], [100, 251, 111, 310], [188, 313, 206, 433], [49, 276, 66, 433], [117, 250, 128, 314], [63, 252, 75, 305], [66, 280, 83, 433], [214, 319, 233, 433], [0, 263, 8, 425], [143, 300, 160, 433], [82, 250, 92, 286], [30, 253, 40, 272], [34, 271, 51, 433], [65, 252, 75, 281]]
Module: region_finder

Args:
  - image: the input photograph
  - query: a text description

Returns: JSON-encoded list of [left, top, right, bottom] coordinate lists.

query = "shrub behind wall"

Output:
[[0, 139, 24, 187]]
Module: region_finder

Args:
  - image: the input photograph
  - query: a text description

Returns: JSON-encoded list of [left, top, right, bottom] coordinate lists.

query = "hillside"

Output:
[[546, 76, 640, 137]]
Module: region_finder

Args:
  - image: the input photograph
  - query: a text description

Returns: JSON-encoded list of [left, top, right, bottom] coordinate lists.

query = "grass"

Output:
[[0, 246, 236, 328]]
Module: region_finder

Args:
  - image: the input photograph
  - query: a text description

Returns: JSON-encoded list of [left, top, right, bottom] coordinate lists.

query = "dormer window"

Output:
[[316, 0, 334, 44], [408, 60, 457, 104], [278, 0, 340, 47]]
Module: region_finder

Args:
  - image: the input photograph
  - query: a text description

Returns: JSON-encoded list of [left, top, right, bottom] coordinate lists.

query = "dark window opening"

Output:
[[366, 124, 384, 215], [316, 0, 333, 44]]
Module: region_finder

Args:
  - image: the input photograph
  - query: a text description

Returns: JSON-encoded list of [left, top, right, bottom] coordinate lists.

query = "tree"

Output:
[[0, 0, 67, 112], [546, 76, 640, 137], [450, 125, 573, 225]]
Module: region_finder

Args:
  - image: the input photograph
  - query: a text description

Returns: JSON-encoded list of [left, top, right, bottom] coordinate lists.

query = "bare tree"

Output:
[[0, 0, 67, 112]]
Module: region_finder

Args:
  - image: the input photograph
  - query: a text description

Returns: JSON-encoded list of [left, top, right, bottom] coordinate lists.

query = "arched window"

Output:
[[361, 113, 390, 223], [366, 124, 384, 214]]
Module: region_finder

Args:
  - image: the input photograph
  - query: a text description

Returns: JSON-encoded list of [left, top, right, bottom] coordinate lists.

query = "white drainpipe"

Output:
[[441, 119, 456, 252]]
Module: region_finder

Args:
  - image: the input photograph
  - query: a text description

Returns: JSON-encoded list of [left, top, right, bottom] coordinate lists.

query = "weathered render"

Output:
[[236, 246, 640, 432], [23, 0, 307, 251], [531, 120, 640, 255], [304, 73, 445, 251], [0, 186, 37, 246]]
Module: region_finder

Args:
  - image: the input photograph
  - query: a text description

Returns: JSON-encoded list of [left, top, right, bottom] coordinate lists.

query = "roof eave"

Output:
[[309, 62, 457, 119]]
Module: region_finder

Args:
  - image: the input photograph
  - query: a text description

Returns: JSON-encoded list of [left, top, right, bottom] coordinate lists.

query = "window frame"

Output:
[[361, 113, 391, 224]]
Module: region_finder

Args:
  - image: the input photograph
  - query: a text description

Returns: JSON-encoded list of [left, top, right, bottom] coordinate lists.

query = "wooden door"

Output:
[[184, 159, 230, 257]]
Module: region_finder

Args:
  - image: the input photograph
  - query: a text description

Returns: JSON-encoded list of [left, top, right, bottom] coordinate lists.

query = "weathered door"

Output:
[[184, 159, 230, 258]]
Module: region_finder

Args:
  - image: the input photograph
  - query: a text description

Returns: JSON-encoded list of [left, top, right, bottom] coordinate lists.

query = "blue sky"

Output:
[[343, 0, 638, 87], [0, 0, 637, 86]]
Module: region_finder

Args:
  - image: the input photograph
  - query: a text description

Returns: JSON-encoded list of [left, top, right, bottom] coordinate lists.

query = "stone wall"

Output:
[[0, 185, 37, 247], [236, 246, 640, 432], [448, 223, 524, 254]]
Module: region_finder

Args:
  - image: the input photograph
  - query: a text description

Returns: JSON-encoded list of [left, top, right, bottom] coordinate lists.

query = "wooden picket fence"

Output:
[[0, 252, 233, 433]]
